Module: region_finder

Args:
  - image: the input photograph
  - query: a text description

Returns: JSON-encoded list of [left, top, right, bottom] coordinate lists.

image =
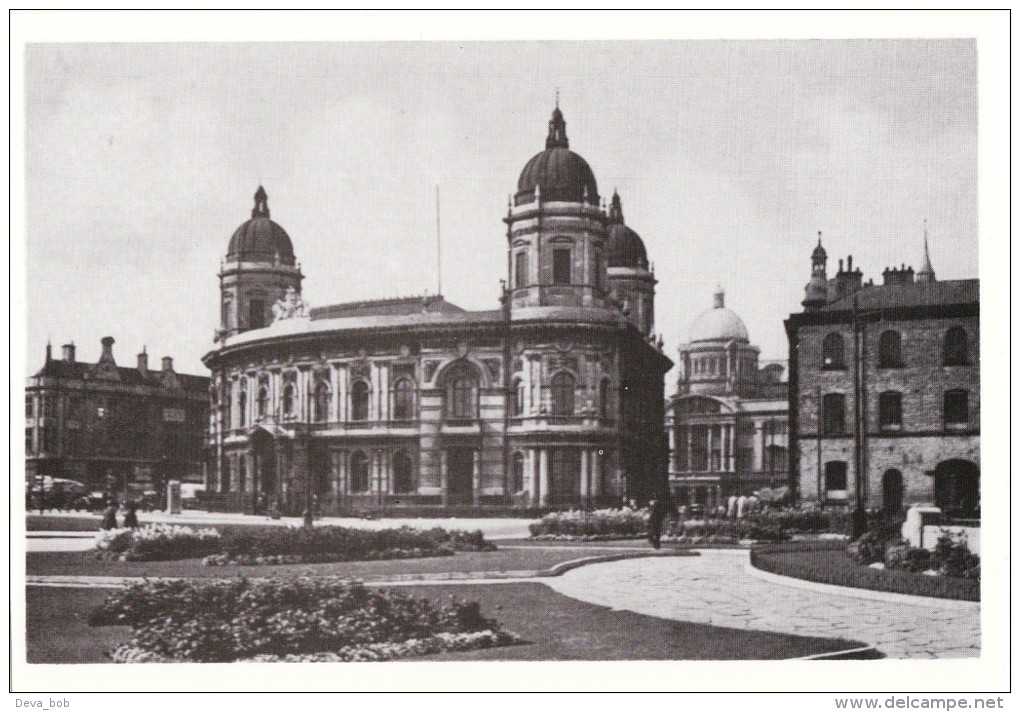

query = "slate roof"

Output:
[[310, 295, 466, 321], [818, 279, 979, 312], [32, 358, 209, 391]]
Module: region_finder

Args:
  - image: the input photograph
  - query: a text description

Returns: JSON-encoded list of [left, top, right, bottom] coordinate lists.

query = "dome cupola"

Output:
[[515, 105, 599, 207], [689, 287, 749, 343], [226, 186, 296, 265], [605, 191, 648, 269]]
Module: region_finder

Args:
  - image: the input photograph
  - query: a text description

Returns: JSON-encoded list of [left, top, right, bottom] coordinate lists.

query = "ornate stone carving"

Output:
[[271, 287, 308, 322], [350, 361, 371, 381]]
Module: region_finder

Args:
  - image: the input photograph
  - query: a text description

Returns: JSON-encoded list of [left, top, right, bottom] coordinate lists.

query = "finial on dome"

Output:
[[608, 190, 623, 224], [546, 102, 569, 149], [917, 219, 936, 283], [252, 185, 270, 218], [714, 285, 725, 309], [555, 88, 559, 109]]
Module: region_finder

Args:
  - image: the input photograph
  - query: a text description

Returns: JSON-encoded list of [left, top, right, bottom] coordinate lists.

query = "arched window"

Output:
[[249, 298, 265, 330], [257, 386, 268, 419], [393, 451, 414, 494], [878, 330, 903, 368], [822, 333, 845, 369], [878, 391, 902, 428], [350, 450, 370, 493], [944, 389, 969, 425], [551, 372, 575, 416], [282, 383, 295, 417], [512, 451, 526, 493], [392, 378, 416, 421], [943, 326, 969, 366], [238, 389, 247, 427], [444, 364, 478, 420], [882, 469, 903, 513], [552, 248, 572, 285], [351, 381, 370, 421], [599, 379, 611, 420], [822, 393, 846, 437], [510, 378, 524, 417], [514, 250, 528, 289], [314, 381, 330, 422]]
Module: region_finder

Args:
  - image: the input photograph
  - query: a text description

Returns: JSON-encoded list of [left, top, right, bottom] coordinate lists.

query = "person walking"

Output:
[[648, 490, 677, 550], [100, 502, 119, 530], [123, 502, 139, 529]]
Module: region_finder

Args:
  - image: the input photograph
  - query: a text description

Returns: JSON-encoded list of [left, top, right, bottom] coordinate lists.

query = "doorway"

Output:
[[447, 448, 474, 504]]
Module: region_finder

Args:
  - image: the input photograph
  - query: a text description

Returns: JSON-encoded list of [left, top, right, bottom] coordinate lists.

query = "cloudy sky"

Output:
[[23, 38, 979, 377]]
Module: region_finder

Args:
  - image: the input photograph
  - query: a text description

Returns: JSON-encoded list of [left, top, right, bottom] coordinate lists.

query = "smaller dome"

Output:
[[226, 186, 296, 265], [689, 288, 749, 343], [605, 191, 648, 269]]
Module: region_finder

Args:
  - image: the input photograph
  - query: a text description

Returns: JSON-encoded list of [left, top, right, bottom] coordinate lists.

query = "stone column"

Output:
[[539, 448, 549, 507], [529, 449, 539, 507], [591, 450, 602, 497], [580, 448, 590, 503], [440, 449, 448, 506], [337, 365, 347, 423], [472, 449, 481, 506], [706, 426, 713, 472]]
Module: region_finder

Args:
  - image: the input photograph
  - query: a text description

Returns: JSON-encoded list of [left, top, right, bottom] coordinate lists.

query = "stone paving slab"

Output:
[[542, 550, 980, 660]]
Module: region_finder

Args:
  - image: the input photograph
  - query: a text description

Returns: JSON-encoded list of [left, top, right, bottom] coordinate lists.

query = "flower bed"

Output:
[[848, 531, 979, 580], [90, 577, 519, 663], [529, 507, 649, 539], [664, 519, 790, 544], [94, 524, 494, 565], [751, 540, 979, 601], [94, 524, 222, 561]]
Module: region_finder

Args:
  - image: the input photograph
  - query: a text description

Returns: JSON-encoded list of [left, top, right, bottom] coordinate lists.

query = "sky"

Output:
[[23, 39, 979, 378]]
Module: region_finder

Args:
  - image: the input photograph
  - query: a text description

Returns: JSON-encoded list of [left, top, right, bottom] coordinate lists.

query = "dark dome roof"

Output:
[[515, 107, 599, 206], [226, 186, 296, 265], [605, 192, 648, 269]]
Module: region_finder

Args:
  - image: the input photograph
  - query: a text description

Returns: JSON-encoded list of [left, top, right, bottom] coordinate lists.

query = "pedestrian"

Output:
[[123, 502, 139, 529], [100, 503, 119, 530], [648, 490, 677, 550]]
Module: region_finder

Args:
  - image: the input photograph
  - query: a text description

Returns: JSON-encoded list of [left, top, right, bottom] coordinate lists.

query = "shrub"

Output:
[[846, 531, 886, 565], [883, 541, 932, 573], [932, 533, 980, 580], [91, 577, 517, 662], [665, 519, 790, 543]]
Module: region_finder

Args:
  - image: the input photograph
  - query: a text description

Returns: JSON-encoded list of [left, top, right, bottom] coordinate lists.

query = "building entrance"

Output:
[[446, 448, 474, 504]]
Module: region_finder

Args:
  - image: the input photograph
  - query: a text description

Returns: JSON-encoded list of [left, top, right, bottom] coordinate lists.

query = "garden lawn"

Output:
[[27, 545, 668, 581], [26, 582, 870, 663], [751, 541, 980, 601]]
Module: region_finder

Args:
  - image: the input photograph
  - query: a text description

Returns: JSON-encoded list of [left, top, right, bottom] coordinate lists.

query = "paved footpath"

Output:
[[543, 549, 980, 660]]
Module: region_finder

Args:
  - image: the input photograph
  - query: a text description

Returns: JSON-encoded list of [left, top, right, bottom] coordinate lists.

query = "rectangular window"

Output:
[[515, 251, 528, 289], [249, 299, 265, 329], [944, 390, 969, 425], [25, 428, 33, 454], [822, 393, 846, 437], [552, 248, 572, 285], [25, 398, 33, 418], [824, 461, 848, 499], [878, 392, 903, 428]]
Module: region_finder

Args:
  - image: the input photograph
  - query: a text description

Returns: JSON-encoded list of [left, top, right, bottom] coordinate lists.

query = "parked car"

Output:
[[72, 491, 110, 512]]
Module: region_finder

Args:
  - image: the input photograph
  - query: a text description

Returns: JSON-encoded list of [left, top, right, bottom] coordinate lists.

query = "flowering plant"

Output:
[[529, 507, 650, 538], [94, 523, 222, 561]]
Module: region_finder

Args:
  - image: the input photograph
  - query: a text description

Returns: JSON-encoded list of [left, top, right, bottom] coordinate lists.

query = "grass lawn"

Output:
[[26, 582, 871, 664], [751, 541, 980, 601]]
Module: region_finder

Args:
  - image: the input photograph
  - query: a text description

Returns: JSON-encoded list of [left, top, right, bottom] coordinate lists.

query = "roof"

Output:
[[310, 295, 466, 321], [31, 359, 209, 391], [606, 193, 648, 269], [818, 279, 979, 312], [514, 108, 599, 207], [226, 187, 296, 265]]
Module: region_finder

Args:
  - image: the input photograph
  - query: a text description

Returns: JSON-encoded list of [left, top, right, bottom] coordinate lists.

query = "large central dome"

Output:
[[227, 186, 296, 265], [515, 106, 599, 207], [690, 288, 749, 343]]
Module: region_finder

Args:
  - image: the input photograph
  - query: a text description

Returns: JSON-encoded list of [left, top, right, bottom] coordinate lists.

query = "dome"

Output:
[[226, 186, 296, 265], [689, 288, 749, 343], [605, 191, 648, 269], [515, 107, 599, 206]]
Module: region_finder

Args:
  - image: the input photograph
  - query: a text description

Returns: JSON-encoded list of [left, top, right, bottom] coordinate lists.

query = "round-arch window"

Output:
[[351, 381, 370, 421], [350, 451, 370, 493], [393, 452, 414, 494], [393, 379, 416, 420], [551, 372, 575, 416]]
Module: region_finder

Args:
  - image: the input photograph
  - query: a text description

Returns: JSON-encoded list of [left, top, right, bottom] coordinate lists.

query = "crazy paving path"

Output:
[[543, 549, 980, 659]]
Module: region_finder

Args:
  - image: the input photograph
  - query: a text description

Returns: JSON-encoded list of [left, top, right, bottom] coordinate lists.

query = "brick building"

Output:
[[786, 234, 979, 515], [25, 338, 209, 493], [667, 288, 789, 508], [202, 105, 673, 516]]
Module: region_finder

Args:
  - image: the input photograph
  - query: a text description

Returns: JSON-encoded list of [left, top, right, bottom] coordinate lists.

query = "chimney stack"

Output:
[[99, 336, 116, 364], [137, 348, 149, 376], [62, 343, 76, 363], [161, 356, 174, 372]]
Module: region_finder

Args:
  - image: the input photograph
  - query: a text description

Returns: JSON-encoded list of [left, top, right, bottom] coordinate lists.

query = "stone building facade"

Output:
[[786, 235, 979, 515], [667, 288, 789, 508], [202, 105, 673, 515], [25, 338, 209, 492]]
